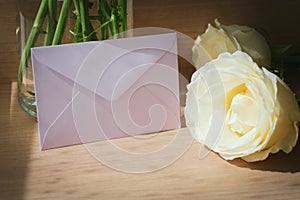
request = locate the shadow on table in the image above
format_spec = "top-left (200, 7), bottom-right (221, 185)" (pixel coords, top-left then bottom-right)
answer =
top-left (228, 140), bottom-right (300, 173)
top-left (0, 82), bottom-right (37, 200)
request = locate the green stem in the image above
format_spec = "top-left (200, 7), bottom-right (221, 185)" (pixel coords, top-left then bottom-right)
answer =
top-left (79, 0), bottom-right (88, 42)
top-left (97, 0), bottom-right (107, 39)
top-left (100, 0), bottom-right (111, 21)
top-left (111, 14), bottom-right (118, 39)
top-left (72, 0), bottom-right (83, 42)
top-left (73, 0), bottom-right (80, 13)
top-left (120, 0), bottom-right (127, 35)
top-left (111, 0), bottom-right (119, 38)
top-left (100, 0), bottom-right (112, 35)
top-left (79, 0), bottom-right (97, 42)
top-left (44, 0), bottom-right (57, 45)
top-left (18, 0), bottom-right (48, 91)
top-left (87, 19), bottom-right (111, 38)
top-left (52, 0), bottom-right (72, 45)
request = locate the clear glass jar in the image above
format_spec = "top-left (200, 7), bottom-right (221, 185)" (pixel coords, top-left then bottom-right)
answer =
top-left (16, 0), bottom-right (72, 118)
top-left (16, 0), bottom-right (42, 118)
top-left (16, 0), bottom-right (131, 118)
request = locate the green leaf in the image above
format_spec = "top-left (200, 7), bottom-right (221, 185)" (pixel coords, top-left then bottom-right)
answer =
top-left (271, 44), bottom-right (293, 61)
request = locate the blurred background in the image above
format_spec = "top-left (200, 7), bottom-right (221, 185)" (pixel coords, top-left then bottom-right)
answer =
top-left (133, 0), bottom-right (300, 83)
top-left (1, 0), bottom-right (300, 82)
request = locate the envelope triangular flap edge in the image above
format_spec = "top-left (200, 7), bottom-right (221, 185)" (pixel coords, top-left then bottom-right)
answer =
top-left (31, 33), bottom-right (180, 150)
top-left (31, 33), bottom-right (178, 101)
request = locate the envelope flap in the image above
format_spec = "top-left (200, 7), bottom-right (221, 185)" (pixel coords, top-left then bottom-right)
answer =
top-left (32, 32), bottom-right (180, 150)
top-left (76, 33), bottom-right (178, 101)
top-left (31, 41), bottom-right (100, 82)
top-left (32, 33), bottom-right (177, 101)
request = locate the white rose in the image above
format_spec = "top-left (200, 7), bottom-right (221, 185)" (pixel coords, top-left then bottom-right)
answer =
top-left (192, 19), bottom-right (271, 69)
top-left (185, 51), bottom-right (300, 162)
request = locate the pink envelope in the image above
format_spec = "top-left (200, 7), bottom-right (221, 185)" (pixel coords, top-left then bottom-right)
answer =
top-left (32, 33), bottom-right (180, 150)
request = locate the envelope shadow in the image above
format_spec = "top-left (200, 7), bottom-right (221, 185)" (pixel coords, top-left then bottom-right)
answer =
top-left (228, 141), bottom-right (300, 173)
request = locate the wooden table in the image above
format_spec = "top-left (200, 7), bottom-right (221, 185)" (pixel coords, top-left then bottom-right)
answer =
top-left (1, 1), bottom-right (300, 199)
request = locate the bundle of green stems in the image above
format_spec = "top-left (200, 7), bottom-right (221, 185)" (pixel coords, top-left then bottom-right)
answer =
top-left (18, 0), bottom-right (127, 92)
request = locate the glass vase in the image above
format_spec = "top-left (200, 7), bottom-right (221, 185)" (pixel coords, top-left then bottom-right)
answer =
top-left (17, 0), bottom-right (42, 118)
top-left (16, 0), bottom-right (131, 118)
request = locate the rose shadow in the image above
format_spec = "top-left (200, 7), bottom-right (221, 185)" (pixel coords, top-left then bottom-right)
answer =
top-left (227, 141), bottom-right (300, 173)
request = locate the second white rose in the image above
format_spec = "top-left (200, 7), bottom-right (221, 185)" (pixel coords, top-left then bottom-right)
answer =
top-left (192, 19), bottom-right (271, 69)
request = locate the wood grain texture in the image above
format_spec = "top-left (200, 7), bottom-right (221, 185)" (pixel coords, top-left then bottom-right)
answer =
top-left (0, 0), bottom-right (19, 82)
top-left (1, 83), bottom-right (300, 200)
top-left (0, 0), bottom-right (300, 200)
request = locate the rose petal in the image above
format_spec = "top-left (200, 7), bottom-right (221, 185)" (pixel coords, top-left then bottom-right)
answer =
top-left (185, 51), bottom-right (300, 162)
top-left (215, 19), bottom-right (271, 68)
